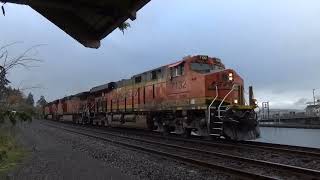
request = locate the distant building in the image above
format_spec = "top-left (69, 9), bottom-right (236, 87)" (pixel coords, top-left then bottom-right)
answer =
top-left (259, 106), bottom-right (320, 125)
top-left (305, 105), bottom-right (320, 117)
top-left (258, 109), bottom-right (305, 120)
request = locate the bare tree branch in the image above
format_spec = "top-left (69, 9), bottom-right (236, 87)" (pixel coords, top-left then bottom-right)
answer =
top-left (0, 42), bottom-right (22, 52)
top-left (1, 44), bottom-right (44, 73)
top-left (19, 85), bottom-right (44, 91)
top-left (1, 43), bottom-right (44, 105)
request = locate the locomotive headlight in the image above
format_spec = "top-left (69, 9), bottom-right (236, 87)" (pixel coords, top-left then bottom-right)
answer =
top-left (234, 99), bottom-right (238, 104)
top-left (228, 73), bottom-right (233, 81)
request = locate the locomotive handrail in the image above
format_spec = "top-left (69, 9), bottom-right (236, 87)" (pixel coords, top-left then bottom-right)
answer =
top-left (207, 85), bottom-right (218, 132)
top-left (218, 84), bottom-right (236, 118)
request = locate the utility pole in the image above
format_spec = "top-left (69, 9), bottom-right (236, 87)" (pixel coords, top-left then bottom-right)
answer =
top-left (262, 102), bottom-right (270, 120)
top-left (313, 89), bottom-right (316, 105)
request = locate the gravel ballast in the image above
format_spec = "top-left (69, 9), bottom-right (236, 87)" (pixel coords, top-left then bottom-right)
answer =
top-left (7, 120), bottom-right (233, 180)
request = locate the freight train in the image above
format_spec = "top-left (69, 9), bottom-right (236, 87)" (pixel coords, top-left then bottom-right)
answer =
top-left (44, 55), bottom-right (260, 140)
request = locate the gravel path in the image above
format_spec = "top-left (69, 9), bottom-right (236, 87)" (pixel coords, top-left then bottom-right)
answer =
top-left (6, 120), bottom-right (234, 180)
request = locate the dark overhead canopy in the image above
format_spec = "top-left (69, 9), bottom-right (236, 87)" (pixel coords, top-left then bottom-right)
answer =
top-left (2, 0), bottom-right (151, 48)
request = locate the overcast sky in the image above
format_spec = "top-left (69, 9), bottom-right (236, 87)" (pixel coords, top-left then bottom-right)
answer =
top-left (1, 0), bottom-right (320, 109)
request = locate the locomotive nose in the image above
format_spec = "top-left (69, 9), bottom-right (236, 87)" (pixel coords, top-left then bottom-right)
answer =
top-left (205, 69), bottom-right (244, 105)
top-left (205, 69), bottom-right (236, 81)
top-left (205, 70), bottom-right (238, 90)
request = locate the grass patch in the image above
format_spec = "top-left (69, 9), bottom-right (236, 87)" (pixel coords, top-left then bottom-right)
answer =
top-left (0, 131), bottom-right (25, 176)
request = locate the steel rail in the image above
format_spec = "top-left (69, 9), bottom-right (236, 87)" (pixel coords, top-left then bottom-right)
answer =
top-left (42, 122), bottom-right (276, 180)
top-left (172, 136), bottom-right (320, 158)
top-left (132, 128), bottom-right (320, 157)
top-left (43, 122), bottom-right (320, 179)
top-left (45, 120), bottom-right (320, 157)
top-left (235, 140), bottom-right (320, 156)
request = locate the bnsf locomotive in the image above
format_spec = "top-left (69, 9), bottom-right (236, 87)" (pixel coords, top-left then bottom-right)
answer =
top-left (44, 55), bottom-right (260, 140)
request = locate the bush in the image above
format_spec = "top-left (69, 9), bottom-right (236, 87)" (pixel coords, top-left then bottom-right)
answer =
top-left (0, 111), bottom-right (32, 127)
top-left (0, 150), bottom-right (7, 161)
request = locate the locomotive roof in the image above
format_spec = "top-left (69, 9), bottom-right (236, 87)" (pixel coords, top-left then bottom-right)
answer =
top-left (132, 67), bottom-right (164, 78)
top-left (48, 55), bottom-right (224, 102)
top-left (3, 0), bottom-right (151, 48)
top-left (90, 79), bottom-right (132, 93)
top-left (74, 91), bottom-right (90, 97)
top-left (90, 84), bottom-right (110, 93)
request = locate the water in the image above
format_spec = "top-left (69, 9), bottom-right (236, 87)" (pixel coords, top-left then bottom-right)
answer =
top-left (255, 127), bottom-right (320, 148)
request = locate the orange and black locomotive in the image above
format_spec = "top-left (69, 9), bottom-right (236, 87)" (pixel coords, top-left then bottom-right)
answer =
top-left (44, 55), bottom-right (260, 140)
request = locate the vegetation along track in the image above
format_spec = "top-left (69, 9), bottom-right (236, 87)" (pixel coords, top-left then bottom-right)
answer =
top-left (41, 121), bottom-right (320, 180)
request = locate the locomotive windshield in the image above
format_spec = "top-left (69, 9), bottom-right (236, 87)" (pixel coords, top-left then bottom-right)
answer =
top-left (190, 62), bottom-right (224, 74)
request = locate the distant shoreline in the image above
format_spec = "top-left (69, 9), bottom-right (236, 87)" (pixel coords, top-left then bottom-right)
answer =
top-left (259, 123), bottom-right (320, 129)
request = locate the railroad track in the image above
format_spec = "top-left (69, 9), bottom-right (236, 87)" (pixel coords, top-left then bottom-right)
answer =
top-left (119, 127), bottom-right (320, 157)
top-left (41, 121), bottom-right (320, 180)
top-left (43, 120), bottom-right (320, 170)
top-left (132, 130), bottom-right (320, 157)
top-left (53, 120), bottom-right (320, 158)
top-left (236, 140), bottom-right (320, 157)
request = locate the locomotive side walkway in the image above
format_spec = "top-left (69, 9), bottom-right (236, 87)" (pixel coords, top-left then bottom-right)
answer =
top-left (6, 120), bottom-right (230, 180)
